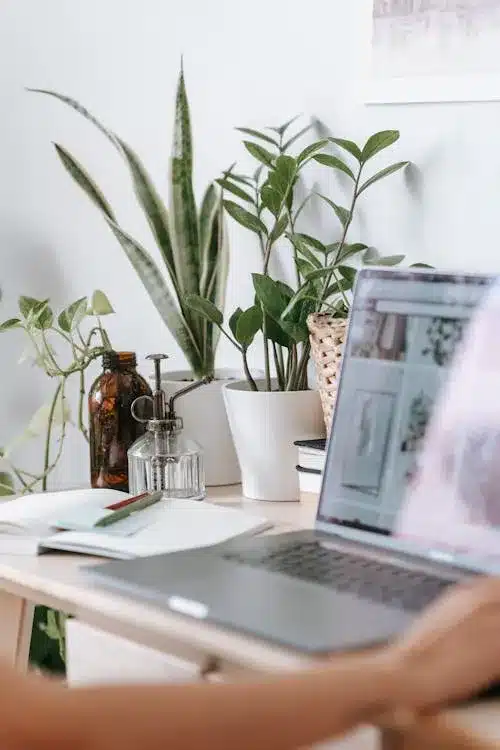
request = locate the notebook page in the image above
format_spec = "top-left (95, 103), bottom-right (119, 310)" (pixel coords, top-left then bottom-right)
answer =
top-left (44, 498), bottom-right (271, 559)
top-left (0, 488), bottom-right (130, 533)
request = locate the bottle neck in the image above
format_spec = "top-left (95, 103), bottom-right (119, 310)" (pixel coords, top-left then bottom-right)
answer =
top-left (102, 351), bottom-right (137, 372)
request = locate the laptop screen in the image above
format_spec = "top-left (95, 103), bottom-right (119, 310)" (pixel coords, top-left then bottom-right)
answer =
top-left (318, 268), bottom-right (493, 539)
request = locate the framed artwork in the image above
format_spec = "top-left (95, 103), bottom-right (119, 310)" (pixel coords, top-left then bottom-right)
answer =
top-left (367, 1), bottom-right (500, 104)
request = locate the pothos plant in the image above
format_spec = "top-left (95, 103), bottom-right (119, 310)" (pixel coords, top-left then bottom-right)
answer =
top-left (0, 290), bottom-right (114, 672)
top-left (188, 118), bottom-right (416, 392)
top-left (0, 290), bottom-right (114, 495)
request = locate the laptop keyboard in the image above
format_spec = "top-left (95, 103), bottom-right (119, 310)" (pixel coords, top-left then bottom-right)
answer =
top-left (223, 541), bottom-right (456, 612)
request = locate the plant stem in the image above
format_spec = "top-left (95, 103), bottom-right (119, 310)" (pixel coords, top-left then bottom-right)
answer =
top-left (96, 317), bottom-right (112, 350)
top-left (242, 349), bottom-right (258, 391)
top-left (296, 340), bottom-right (311, 391)
top-left (261, 314), bottom-right (272, 391)
top-left (320, 165), bottom-right (363, 311)
top-left (277, 346), bottom-right (285, 386)
top-left (286, 344), bottom-right (298, 391)
top-left (272, 342), bottom-right (285, 391)
top-left (42, 381), bottom-right (63, 491)
top-left (78, 369), bottom-right (89, 443)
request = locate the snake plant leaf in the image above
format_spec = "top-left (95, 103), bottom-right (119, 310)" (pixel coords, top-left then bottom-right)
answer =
top-left (170, 65), bottom-right (200, 298)
top-left (199, 183), bottom-right (221, 297)
top-left (34, 91), bottom-right (177, 295)
top-left (106, 219), bottom-right (204, 374)
top-left (28, 89), bottom-right (119, 149)
top-left (212, 214), bottom-right (230, 354)
top-left (115, 137), bottom-right (177, 292)
top-left (54, 145), bottom-right (116, 220)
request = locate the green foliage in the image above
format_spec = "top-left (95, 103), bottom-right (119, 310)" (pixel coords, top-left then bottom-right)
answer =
top-left (30, 63), bottom-right (229, 379)
top-left (0, 291), bottom-right (113, 494)
top-left (188, 119), bottom-right (418, 392)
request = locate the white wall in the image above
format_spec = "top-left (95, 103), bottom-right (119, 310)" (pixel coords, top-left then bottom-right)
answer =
top-left (1, 0), bottom-right (499, 488)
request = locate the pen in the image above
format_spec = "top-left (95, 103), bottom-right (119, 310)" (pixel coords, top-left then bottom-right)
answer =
top-left (95, 490), bottom-right (163, 528)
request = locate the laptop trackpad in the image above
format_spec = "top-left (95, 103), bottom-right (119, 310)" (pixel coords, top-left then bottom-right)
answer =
top-left (91, 551), bottom-right (413, 654)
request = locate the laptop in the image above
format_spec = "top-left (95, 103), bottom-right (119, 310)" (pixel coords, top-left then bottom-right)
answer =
top-left (90, 268), bottom-right (498, 654)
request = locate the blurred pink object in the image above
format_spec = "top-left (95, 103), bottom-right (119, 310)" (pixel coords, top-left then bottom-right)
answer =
top-left (397, 280), bottom-right (500, 557)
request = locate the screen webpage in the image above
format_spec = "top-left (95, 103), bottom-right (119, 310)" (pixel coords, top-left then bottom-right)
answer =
top-left (318, 270), bottom-right (493, 537)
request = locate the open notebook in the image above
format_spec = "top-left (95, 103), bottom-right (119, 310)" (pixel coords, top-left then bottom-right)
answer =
top-left (0, 489), bottom-right (271, 559)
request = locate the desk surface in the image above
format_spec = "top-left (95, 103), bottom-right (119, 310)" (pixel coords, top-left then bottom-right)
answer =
top-left (0, 487), bottom-right (498, 745)
top-left (0, 487), bottom-right (319, 676)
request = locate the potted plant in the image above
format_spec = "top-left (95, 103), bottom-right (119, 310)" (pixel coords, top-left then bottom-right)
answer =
top-left (188, 120), bottom-right (414, 501)
top-left (0, 290), bottom-right (114, 674)
top-left (29, 64), bottom-right (239, 486)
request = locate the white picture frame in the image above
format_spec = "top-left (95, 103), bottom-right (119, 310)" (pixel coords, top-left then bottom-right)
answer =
top-left (367, 1), bottom-right (500, 105)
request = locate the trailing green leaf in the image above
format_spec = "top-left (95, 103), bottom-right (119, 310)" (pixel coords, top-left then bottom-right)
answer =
top-left (0, 318), bottom-right (21, 331)
top-left (58, 297), bottom-right (88, 332)
top-left (90, 290), bottom-right (114, 316)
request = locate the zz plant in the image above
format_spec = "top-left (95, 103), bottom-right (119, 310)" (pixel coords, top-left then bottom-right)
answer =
top-left (188, 118), bottom-right (414, 392)
top-left (30, 63), bottom-right (228, 380)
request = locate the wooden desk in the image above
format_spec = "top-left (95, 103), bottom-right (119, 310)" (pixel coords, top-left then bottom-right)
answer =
top-left (0, 487), bottom-right (498, 749)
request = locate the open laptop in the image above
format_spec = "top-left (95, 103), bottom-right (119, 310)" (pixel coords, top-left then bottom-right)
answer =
top-left (90, 268), bottom-right (498, 654)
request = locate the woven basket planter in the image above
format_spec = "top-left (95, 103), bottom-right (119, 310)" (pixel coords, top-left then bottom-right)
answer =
top-left (307, 313), bottom-right (348, 434)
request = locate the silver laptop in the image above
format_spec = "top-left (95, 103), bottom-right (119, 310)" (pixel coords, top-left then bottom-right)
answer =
top-left (90, 268), bottom-right (498, 654)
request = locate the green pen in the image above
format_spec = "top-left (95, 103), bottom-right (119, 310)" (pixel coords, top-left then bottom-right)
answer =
top-left (95, 490), bottom-right (164, 528)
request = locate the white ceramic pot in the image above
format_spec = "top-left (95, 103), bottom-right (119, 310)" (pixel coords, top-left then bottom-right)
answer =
top-left (159, 369), bottom-right (242, 487)
top-left (223, 380), bottom-right (325, 502)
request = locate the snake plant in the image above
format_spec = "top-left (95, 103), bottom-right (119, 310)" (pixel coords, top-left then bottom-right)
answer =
top-left (30, 65), bottom-right (229, 379)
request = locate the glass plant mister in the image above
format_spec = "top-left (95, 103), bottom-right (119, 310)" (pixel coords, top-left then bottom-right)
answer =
top-left (89, 351), bottom-right (152, 492)
top-left (128, 354), bottom-right (211, 500)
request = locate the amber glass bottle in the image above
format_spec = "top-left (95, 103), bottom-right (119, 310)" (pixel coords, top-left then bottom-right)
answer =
top-left (89, 351), bottom-right (152, 492)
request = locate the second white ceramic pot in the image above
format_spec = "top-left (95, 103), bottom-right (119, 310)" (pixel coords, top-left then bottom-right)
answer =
top-left (223, 379), bottom-right (325, 501)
